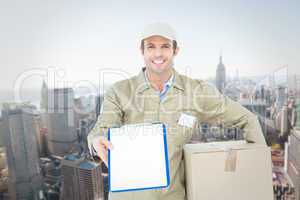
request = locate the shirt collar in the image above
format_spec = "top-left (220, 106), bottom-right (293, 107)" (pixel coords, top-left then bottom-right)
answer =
top-left (136, 67), bottom-right (184, 93)
top-left (164, 73), bottom-right (174, 88)
top-left (144, 70), bottom-right (174, 91)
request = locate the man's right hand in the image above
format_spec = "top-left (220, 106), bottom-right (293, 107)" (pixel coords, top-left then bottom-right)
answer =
top-left (91, 136), bottom-right (113, 167)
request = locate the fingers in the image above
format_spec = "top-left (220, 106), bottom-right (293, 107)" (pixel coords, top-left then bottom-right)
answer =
top-left (101, 139), bottom-right (114, 150)
top-left (96, 138), bottom-right (113, 167)
top-left (98, 146), bottom-right (108, 166)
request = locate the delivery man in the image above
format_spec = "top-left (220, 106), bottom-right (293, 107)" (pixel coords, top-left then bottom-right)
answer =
top-left (88, 22), bottom-right (267, 200)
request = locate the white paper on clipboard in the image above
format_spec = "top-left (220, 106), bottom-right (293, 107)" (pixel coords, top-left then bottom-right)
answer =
top-left (108, 123), bottom-right (170, 192)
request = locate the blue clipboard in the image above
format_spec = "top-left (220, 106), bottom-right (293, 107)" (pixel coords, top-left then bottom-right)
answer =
top-left (108, 123), bottom-right (170, 192)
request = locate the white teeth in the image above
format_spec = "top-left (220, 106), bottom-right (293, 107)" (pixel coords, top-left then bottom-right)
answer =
top-left (153, 60), bottom-right (164, 64)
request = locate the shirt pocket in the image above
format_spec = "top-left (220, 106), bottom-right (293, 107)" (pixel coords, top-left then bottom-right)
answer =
top-left (166, 108), bottom-right (199, 148)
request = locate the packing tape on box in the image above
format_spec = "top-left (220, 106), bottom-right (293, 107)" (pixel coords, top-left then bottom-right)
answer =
top-left (206, 144), bottom-right (238, 172)
top-left (224, 148), bottom-right (237, 172)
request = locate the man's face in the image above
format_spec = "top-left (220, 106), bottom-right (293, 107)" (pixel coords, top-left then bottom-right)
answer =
top-left (141, 36), bottom-right (178, 75)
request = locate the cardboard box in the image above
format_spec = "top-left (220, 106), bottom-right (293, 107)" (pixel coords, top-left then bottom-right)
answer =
top-left (184, 141), bottom-right (273, 200)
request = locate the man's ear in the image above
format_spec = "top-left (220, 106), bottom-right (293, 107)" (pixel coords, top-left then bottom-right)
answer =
top-left (174, 47), bottom-right (180, 56)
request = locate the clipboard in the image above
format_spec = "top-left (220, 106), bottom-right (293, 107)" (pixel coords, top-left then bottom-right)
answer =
top-left (108, 123), bottom-right (170, 192)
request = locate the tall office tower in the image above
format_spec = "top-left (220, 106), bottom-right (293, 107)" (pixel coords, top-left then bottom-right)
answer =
top-left (275, 86), bottom-right (287, 110)
top-left (216, 56), bottom-right (226, 94)
top-left (0, 119), bottom-right (4, 147)
top-left (33, 115), bottom-right (48, 157)
top-left (40, 82), bottom-right (78, 156)
top-left (61, 154), bottom-right (103, 200)
top-left (0, 104), bottom-right (43, 200)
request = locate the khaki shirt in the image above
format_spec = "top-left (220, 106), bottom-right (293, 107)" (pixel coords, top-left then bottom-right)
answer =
top-left (88, 68), bottom-right (266, 200)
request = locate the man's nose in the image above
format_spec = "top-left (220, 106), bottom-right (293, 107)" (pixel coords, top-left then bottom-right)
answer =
top-left (154, 48), bottom-right (163, 57)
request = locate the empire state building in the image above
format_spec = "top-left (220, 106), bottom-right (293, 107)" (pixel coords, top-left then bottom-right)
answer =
top-left (216, 56), bottom-right (226, 94)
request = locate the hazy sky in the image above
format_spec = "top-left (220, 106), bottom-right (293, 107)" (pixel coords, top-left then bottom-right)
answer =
top-left (1, 0), bottom-right (299, 90)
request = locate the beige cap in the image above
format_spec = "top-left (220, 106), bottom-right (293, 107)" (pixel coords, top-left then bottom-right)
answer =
top-left (140, 22), bottom-right (177, 41)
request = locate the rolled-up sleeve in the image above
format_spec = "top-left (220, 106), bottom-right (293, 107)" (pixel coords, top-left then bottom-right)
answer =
top-left (196, 83), bottom-right (266, 145)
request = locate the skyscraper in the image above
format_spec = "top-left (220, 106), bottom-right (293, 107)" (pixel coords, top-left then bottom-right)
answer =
top-left (61, 154), bottom-right (103, 200)
top-left (41, 82), bottom-right (78, 156)
top-left (1, 104), bottom-right (43, 200)
top-left (0, 119), bottom-right (4, 147)
top-left (216, 56), bottom-right (226, 94)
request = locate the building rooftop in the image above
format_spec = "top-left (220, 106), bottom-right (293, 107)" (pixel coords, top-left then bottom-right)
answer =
top-left (79, 161), bottom-right (98, 170)
top-left (64, 154), bottom-right (81, 161)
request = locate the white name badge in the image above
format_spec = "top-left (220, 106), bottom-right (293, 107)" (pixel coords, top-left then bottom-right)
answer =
top-left (178, 113), bottom-right (197, 128)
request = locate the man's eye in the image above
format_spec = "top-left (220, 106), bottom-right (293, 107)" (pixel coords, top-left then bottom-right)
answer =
top-left (147, 46), bottom-right (154, 49)
top-left (162, 45), bottom-right (170, 49)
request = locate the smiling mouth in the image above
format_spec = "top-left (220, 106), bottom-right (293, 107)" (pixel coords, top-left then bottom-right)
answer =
top-left (152, 59), bottom-right (165, 65)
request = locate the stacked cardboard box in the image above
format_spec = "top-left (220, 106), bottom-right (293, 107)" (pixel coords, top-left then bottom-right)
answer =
top-left (184, 141), bottom-right (273, 200)
top-left (287, 128), bottom-right (300, 200)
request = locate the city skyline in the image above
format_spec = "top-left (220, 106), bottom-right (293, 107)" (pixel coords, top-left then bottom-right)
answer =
top-left (0, 0), bottom-right (299, 90)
